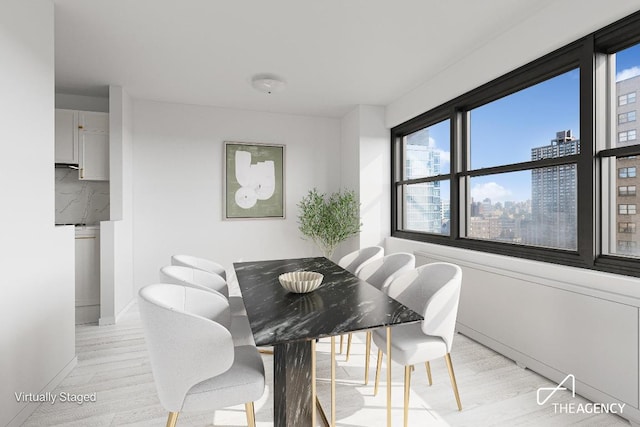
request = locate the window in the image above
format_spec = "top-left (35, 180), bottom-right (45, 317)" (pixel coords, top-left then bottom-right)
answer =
top-left (619, 167), bottom-right (637, 178)
top-left (619, 185), bottom-right (637, 196)
top-left (619, 204), bottom-right (637, 215)
top-left (618, 240), bottom-right (638, 252)
top-left (619, 92), bottom-right (637, 105)
top-left (619, 130), bottom-right (637, 143)
top-left (400, 120), bottom-right (451, 235)
top-left (392, 10), bottom-right (640, 275)
top-left (618, 111), bottom-right (637, 123)
top-left (465, 72), bottom-right (579, 249)
top-left (619, 222), bottom-right (636, 233)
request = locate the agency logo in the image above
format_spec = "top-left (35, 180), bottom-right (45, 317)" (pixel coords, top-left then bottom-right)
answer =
top-left (537, 373), bottom-right (575, 405)
top-left (536, 374), bottom-right (625, 415)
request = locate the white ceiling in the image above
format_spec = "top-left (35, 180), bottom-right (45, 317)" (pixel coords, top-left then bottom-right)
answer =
top-left (54, 0), bottom-right (555, 118)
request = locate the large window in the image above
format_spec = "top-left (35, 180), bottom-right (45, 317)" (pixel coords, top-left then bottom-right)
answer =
top-left (466, 71), bottom-right (579, 250)
top-left (391, 10), bottom-right (640, 276)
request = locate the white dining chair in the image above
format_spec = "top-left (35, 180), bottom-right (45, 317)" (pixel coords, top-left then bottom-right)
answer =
top-left (372, 262), bottom-right (463, 427)
top-left (160, 265), bottom-right (229, 297)
top-left (357, 252), bottom-right (416, 293)
top-left (171, 254), bottom-right (227, 281)
top-left (338, 245), bottom-right (384, 276)
top-left (159, 265), bottom-right (253, 346)
top-left (138, 283), bottom-right (265, 427)
top-left (336, 246), bottom-right (384, 354)
top-left (351, 252), bottom-right (415, 383)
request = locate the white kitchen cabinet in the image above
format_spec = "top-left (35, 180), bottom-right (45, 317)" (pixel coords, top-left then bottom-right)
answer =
top-left (78, 111), bottom-right (109, 181)
top-left (78, 110), bottom-right (108, 133)
top-left (75, 226), bottom-right (100, 324)
top-left (79, 131), bottom-right (109, 180)
top-left (54, 109), bottom-right (78, 163)
top-left (55, 109), bottom-right (109, 180)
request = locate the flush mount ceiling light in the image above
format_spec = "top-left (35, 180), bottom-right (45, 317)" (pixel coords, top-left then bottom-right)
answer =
top-left (251, 74), bottom-right (286, 94)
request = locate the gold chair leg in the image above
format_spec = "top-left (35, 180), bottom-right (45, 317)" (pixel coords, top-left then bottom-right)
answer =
top-left (339, 335), bottom-right (344, 354)
top-left (166, 412), bottom-right (179, 427)
top-left (331, 336), bottom-right (336, 427)
top-left (258, 348), bottom-right (274, 355)
top-left (386, 327), bottom-right (392, 427)
top-left (445, 353), bottom-right (462, 411)
top-left (425, 361), bottom-right (432, 386)
top-left (345, 333), bottom-right (353, 361)
top-left (245, 402), bottom-right (256, 427)
top-left (374, 349), bottom-right (383, 396)
top-left (311, 340), bottom-right (317, 427)
top-left (364, 331), bottom-right (371, 385)
top-left (404, 366), bottom-right (411, 427)
top-left (316, 397), bottom-right (330, 427)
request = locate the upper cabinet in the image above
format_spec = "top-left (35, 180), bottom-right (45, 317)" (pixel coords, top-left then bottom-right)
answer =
top-left (55, 109), bottom-right (109, 181)
top-left (55, 109), bottom-right (78, 163)
top-left (78, 111), bottom-right (109, 181)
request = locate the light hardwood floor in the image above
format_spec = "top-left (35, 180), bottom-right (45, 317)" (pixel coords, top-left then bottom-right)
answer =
top-left (23, 304), bottom-right (629, 426)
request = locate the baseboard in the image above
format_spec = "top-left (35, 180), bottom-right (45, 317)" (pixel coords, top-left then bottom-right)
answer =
top-left (98, 315), bottom-right (115, 326)
top-left (7, 356), bottom-right (78, 427)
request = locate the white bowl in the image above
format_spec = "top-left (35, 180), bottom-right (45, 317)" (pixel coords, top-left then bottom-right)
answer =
top-left (278, 271), bottom-right (324, 294)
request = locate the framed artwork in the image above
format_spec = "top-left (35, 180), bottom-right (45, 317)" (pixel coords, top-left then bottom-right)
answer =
top-left (224, 141), bottom-right (285, 219)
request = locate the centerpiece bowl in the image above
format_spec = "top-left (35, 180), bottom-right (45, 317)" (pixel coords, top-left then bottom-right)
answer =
top-left (278, 271), bottom-right (324, 294)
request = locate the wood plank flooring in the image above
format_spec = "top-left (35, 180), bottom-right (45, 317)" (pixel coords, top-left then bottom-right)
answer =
top-left (22, 304), bottom-right (629, 426)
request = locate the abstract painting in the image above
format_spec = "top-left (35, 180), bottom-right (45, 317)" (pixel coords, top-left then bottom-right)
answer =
top-left (224, 141), bottom-right (285, 219)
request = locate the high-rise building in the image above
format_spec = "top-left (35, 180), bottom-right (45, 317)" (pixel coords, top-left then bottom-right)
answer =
top-left (615, 74), bottom-right (640, 255)
top-left (404, 128), bottom-right (442, 232)
top-left (530, 130), bottom-right (579, 249)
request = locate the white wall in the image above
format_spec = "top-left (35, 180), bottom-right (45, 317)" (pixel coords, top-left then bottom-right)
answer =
top-left (338, 107), bottom-right (361, 259)
top-left (0, 1), bottom-right (76, 425)
top-left (386, 0), bottom-right (640, 127)
top-left (100, 86), bottom-right (135, 324)
top-left (358, 106), bottom-right (389, 248)
top-left (339, 106), bottom-right (390, 258)
top-left (132, 100), bottom-right (341, 289)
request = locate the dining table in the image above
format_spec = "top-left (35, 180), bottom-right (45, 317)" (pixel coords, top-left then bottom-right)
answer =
top-left (234, 256), bottom-right (423, 427)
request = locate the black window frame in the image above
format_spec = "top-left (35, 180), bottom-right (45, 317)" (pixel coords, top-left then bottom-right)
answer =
top-left (391, 9), bottom-right (640, 277)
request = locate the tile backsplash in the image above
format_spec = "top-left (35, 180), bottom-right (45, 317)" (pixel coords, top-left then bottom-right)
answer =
top-left (55, 167), bottom-right (109, 225)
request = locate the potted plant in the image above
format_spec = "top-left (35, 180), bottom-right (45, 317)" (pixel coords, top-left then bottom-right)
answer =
top-left (297, 188), bottom-right (362, 258)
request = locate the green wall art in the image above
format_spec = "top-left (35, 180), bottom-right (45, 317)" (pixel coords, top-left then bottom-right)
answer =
top-left (224, 141), bottom-right (285, 219)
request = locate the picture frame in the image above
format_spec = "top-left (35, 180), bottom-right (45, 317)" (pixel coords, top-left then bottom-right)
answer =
top-left (223, 141), bottom-right (285, 219)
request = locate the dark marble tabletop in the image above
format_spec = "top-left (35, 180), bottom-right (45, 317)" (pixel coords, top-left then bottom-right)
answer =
top-left (234, 257), bottom-right (423, 346)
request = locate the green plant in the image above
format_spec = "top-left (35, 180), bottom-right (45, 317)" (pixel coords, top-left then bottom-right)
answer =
top-left (297, 188), bottom-right (362, 258)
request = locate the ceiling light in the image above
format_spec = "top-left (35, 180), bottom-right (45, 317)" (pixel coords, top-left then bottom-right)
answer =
top-left (251, 74), bottom-right (286, 94)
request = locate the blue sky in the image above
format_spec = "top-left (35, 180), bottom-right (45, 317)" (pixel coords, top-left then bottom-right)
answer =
top-left (425, 43), bottom-right (640, 204)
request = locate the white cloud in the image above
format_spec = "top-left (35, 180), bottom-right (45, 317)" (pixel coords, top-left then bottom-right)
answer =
top-left (471, 182), bottom-right (512, 203)
top-left (436, 148), bottom-right (450, 165)
top-left (616, 66), bottom-right (640, 82)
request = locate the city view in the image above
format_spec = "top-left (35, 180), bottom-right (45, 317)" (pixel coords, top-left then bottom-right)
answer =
top-left (404, 44), bottom-right (640, 254)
